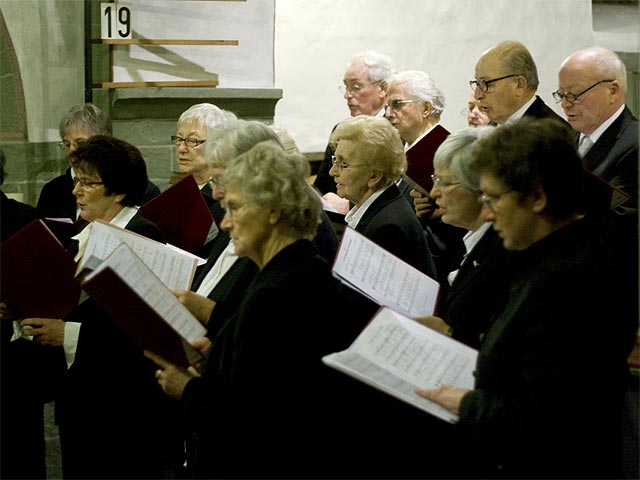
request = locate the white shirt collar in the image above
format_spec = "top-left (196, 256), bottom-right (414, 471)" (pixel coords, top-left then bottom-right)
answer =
top-left (345, 185), bottom-right (389, 229)
top-left (505, 95), bottom-right (537, 124)
top-left (72, 206), bottom-right (138, 261)
top-left (579, 104), bottom-right (625, 145)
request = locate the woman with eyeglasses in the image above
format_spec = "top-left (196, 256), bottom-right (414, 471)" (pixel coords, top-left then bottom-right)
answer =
top-left (416, 117), bottom-right (637, 478)
top-left (20, 136), bottom-right (185, 479)
top-left (146, 140), bottom-right (357, 478)
top-left (329, 114), bottom-right (435, 280)
top-left (413, 125), bottom-right (514, 350)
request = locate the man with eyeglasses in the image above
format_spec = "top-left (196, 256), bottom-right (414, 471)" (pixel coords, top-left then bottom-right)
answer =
top-left (313, 50), bottom-right (396, 196)
top-left (471, 40), bottom-right (563, 126)
top-left (37, 103), bottom-right (160, 221)
top-left (556, 46), bottom-right (638, 215)
top-left (385, 69), bottom-right (467, 285)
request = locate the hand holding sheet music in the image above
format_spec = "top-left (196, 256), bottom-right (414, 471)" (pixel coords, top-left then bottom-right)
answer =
top-left (322, 307), bottom-right (477, 423)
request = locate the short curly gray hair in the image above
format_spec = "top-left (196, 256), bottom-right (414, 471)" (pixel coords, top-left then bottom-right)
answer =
top-left (222, 140), bottom-right (321, 239)
top-left (330, 115), bottom-right (406, 188)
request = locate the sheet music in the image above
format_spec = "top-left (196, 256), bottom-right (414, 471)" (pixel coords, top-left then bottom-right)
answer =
top-left (332, 227), bottom-right (440, 317)
top-left (77, 220), bottom-right (197, 290)
top-left (323, 307), bottom-right (477, 423)
top-left (84, 243), bottom-right (206, 342)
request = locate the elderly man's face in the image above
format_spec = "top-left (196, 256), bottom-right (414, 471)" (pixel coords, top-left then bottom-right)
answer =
top-left (557, 63), bottom-right (618, 135)
top-left (473, 53), bottom-right (520, 125)
top-left (385, 83), bottom-right (428, 144)
top-left (342, 61), bottom-right (387, 117)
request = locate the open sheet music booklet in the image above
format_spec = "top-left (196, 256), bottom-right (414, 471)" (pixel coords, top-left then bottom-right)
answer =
top-left (332, 227), bottom-right (440, 318)
top-left (76, 220), bottom-right (203, 290)
top-left (322, 307), bottom-right (477, 423)
top-left (82, 243), bottom-right (207, 367)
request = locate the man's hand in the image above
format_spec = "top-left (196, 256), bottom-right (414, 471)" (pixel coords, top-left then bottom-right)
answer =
top-left (410, 189), bottom-right (438, 219)
top-left (20, 318), bottom-right (65, 347)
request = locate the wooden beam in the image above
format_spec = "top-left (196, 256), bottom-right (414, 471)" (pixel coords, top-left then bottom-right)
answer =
top-left (102, 39), bottom-right (238, 46)
top-left (101, 80), bottom-right (219, 88)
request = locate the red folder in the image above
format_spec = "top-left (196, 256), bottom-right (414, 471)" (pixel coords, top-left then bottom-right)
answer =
top-left (139, 175), bottom-right (214, 254)
top-left (82, 267), bottom-right (202, 367)
top-left (405, 124), bottom-right (450, 194)
top-left (0, 220), bottom-right (80, 318)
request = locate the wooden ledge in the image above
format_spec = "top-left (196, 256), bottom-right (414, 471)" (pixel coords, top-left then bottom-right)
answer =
top-left (101, 39), bottom-right (238, 46)
top-left (101, 80), bottom-right (219, 88)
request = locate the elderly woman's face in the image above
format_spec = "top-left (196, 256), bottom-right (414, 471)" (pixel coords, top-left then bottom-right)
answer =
top-left (175, 121), bottom-right (209, 181)
top-left (385, 83), bottom-right (429, 145)
top-left (329, 139), bottom-right (372, 206)
top-left (430, 166), bottom-right (481, 230)
top-left (220, 184), bottom-right (271, 263)
top-left (72, 166), bottom-right (123, 223)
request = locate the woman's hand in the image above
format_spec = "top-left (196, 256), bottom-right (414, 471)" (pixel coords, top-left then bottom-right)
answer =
top-left (321, 192), bottom-right (350, 215)
top-left (144, 350), bottom-right (200, 400)
top-left (172, 290), bottom-right (215, 326)
top-left (20, 318), bottom-right (65, 347)
top-left (412, 315), bottom-right (450, 336)
top-left (415, 384), bottom-right (470, 415)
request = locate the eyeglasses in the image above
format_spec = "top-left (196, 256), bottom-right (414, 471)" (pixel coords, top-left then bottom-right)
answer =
top-left (210, 177), bottom-right (225, 193)
top-left (431, 175), bottom-right (461, 189)
top-left (385, 99), bottom-right (422, 111)
top-left (221, 201), bottom-right (246, 220)
top-left (57, 139), bottom-right (88, 150)
top-left (552, 79), bottom-right (615, 104)
top-left (73, 177), bottom-right (104, 190)
top-left (170, 136), bottom-right (206, 148)
top-left (478, 190), bottom-right (512, 211)
top-left (338, 80), bottom-right (381, 96)
top-left (469, 74), bottom-right (518, 93)
top-left (330, 155), bottom-right (367, 171)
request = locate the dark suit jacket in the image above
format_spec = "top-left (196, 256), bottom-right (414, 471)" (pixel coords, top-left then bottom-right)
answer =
top-left (583, 106), bottom-right (638, 215)
top-left (313, 124), bottom-right (339, 195)
top-left (355, 183), bottom-right (436, 279)
top-left (0, 192), bottom-right (51, 479)
top-left (181, 239), bottom-right (356, 478)
top-left (37, 168), bottom-right (161, 220)
top-left (459, 214), bottom-right (638, 478)
top-left (59, 213), bottom-right (184, 479)
top-left (524, 95), bottom-right (566, 122)
top-left (435, 226), bottom-right (513, 349)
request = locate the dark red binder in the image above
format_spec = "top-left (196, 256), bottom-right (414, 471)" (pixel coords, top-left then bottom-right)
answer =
top-left (405, 124), bottom-right (450, 194)
top-left (0, 220), bottom-right (80, 318)
top-left (139, 175), bottom-right (214, 254)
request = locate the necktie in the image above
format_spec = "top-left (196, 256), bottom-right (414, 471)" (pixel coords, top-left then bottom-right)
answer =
top-left (578, 135), bottom-right (593, 157)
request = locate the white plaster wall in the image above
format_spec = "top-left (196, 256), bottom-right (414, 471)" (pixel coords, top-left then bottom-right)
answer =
top-left (1, 0), bottom-right (85, 142)
top-left (111, 0), bottom-right (275, 87)
top-left (273, 0), bottom-right (594, 153)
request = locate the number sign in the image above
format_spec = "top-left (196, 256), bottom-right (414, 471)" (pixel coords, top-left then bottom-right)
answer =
top-left (101, 3), bottom-right (132, 40)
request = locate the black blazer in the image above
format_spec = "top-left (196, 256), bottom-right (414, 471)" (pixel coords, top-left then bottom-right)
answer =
top-left (58, 212), bottom-right (184, 479)
top-left (181, 239), bottom-right (356, 478)
top-left (355, 183), bottom-right (436, 279)
top-left (435, 226), bottom-right (513, 348)
top-left (459, 215), bottom-right (638, 478)
top-left (583, 106), bottom-right (638, 215)
top-left (524, 95), bottom-right (567, 122)
top-left (37, 168), bottom-right (162, 220)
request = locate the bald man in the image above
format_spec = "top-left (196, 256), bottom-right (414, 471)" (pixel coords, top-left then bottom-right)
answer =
top-left (556, 46), bottom-right (638, 215)
top-left (472, 40), bottom-right (563, 125)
